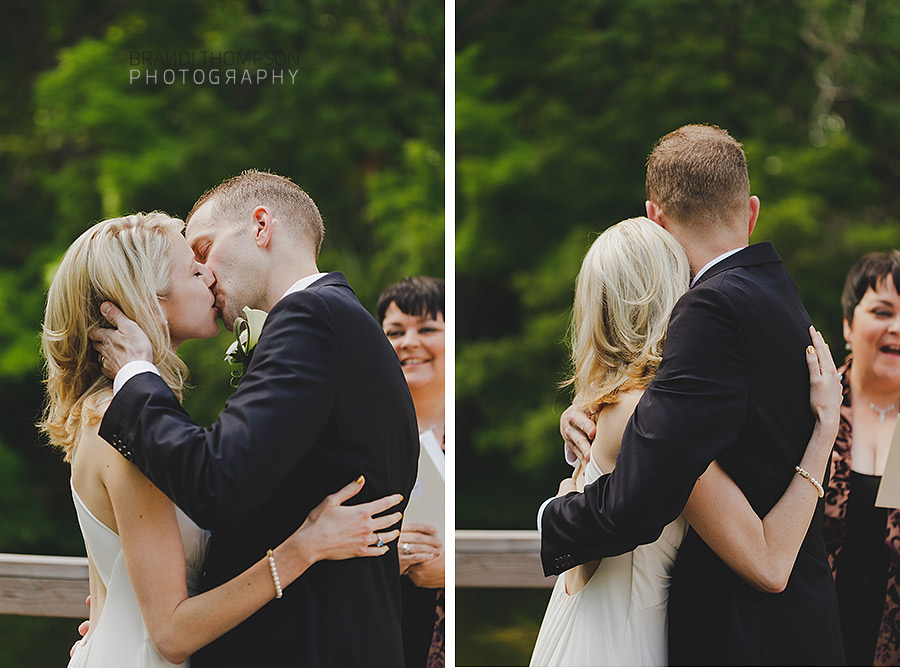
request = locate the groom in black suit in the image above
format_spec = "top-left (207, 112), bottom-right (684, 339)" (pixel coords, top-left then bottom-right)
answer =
top-left (541, 125), bottom-right (845, 665)
top-left (92, 170), bottom-right (418, 667)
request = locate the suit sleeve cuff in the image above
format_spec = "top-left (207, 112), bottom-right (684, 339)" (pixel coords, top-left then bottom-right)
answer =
top-left (537, 497), bottom-right (555, 535)
top-left (114, 360), bottom-right (160, 394)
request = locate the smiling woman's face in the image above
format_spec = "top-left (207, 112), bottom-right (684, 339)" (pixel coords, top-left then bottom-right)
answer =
top-left (844, 274), bottom-right (900, 390)
top-left (381, 302), bottom-right (445, 393)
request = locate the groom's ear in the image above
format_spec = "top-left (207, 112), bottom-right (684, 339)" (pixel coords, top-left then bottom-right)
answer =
top-left (747, 195), bottom-right (760, 237)
top-left (252, 206), bottom-right (275, 249)
top-left (645, 200), bottom-right (666, 227)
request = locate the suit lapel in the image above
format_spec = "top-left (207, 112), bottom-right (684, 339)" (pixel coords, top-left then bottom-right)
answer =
top-left (306, 271), bottom-right (354, 293)
top-left (692, 242), bottom-right (782, 287)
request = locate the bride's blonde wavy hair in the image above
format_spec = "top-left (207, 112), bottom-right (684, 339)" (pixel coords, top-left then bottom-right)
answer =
top-left (39, 212), bottom-right (189, 461)
top-left (564, 216), bottom-right (689, 414)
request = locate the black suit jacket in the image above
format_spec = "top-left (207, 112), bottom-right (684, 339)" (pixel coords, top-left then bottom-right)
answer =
top-left (540, 243), bottom-right (844, 665)
top-left (100, 273), bottom-right (419, 668)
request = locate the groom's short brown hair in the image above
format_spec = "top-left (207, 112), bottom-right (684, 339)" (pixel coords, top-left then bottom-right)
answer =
top-left (645, 124), bottom-right (750, 228)
top-left (188, 169), bottom-right (325, 259)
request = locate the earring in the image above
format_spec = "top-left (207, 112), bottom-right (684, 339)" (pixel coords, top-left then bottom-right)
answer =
top-left (845, 342), bottom-right (852, 351)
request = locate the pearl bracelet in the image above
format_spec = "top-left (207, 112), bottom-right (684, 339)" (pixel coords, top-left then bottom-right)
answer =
top-left (266, 549), bottom-right (283, 599)
top-left (795, 466), bottom-right (824, 498)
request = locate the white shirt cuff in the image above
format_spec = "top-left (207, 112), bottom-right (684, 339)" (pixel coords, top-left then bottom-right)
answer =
top-left (113, 360), bottom-right (160, 394)
top-left (537, 497), bottom-right (555, 535)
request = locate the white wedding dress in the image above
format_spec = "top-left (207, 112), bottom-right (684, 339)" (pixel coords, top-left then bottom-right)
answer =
top-left (68, 480), bottom-right (210, 668)
top-left (530, 456), bottom-right (689, 667)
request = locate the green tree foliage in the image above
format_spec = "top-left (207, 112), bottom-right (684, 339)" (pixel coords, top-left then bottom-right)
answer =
top-left (457, 0), bottom-right (900, 529)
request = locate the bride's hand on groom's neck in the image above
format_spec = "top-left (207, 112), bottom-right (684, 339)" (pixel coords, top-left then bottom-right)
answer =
top-left (88, 301), bottom-right (154, 379)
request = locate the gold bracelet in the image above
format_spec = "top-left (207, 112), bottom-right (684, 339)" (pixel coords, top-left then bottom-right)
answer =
top-left (266, 549), bottom-right (283, 599)
top-left (795, 466), bottom-right (824, 498)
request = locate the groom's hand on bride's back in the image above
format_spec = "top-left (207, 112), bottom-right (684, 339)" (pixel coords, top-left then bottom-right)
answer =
top-left (89, 301), bottom-right (154, 379)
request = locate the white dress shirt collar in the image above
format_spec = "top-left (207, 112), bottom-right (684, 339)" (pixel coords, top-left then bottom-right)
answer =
top-left (690, 247), bottom-right (744, 287)
top-left (281, 272), bottom-right (329, 300)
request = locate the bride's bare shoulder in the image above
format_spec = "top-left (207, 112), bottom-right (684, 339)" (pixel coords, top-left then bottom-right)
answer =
top-left (596, 389), bottom-right (644, 431)
top-left (71, 401), bottom-right (125, 480)
top-left (592, 389), bottom-right (645, 470)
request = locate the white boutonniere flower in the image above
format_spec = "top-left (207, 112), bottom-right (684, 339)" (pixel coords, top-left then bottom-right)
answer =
top-left (225, 307), bottom-right (268, 387)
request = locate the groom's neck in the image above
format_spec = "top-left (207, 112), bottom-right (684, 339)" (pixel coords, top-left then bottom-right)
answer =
top-left (668, 224), bottom-right (748, 278)
top-left (685, 239), bottom-right (748, 277)
top-left (264, 262), bottom-right (322, 309)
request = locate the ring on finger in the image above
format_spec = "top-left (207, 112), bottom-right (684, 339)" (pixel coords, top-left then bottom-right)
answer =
top-left (376, 535), bottom-right (384, 548)
top-left (99, 355), bottom-right (105, 365)
top-left (402, 542), bottom-right (411, 555)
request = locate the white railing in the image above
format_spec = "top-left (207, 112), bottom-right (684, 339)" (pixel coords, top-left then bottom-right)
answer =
top-left (0, 530), bottom-right (554, 618)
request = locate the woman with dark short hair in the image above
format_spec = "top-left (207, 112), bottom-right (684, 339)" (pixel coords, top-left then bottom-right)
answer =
top-left (824, 250), bottom-right (900, 666)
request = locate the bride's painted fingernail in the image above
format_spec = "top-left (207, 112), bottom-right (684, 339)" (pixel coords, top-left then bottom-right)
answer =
top-left (355, 475), bottom-right (364, 484)
top-left (807, 346), bottom-right (815, 355)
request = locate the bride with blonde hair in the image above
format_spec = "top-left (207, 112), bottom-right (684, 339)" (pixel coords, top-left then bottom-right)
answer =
top-left (531, 216), bottom-right (842, 666)
top-left (42, 212), bottom-right (403, 667)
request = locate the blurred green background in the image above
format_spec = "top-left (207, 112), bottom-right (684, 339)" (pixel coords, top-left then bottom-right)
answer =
top-left (0, 0), bottom-right (442, 664)
top-left (456, 0), bottom-right (900, 665)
